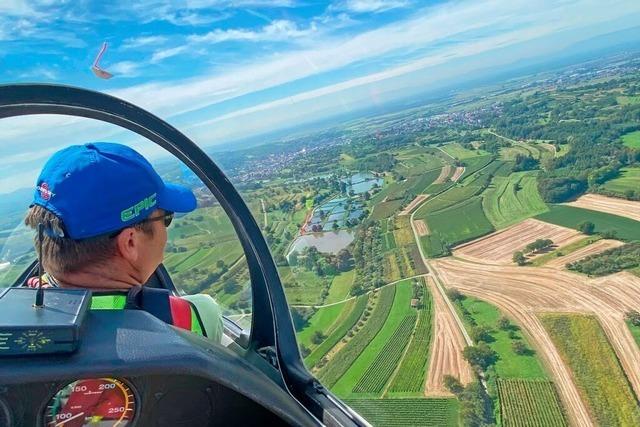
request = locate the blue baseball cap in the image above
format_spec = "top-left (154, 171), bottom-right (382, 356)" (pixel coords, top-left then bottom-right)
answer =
top-left (32, 142), bottom-right (197, 239)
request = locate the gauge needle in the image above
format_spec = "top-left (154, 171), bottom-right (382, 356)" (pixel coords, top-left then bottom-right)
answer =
top-left (55, 412), bottom-right (84, 427)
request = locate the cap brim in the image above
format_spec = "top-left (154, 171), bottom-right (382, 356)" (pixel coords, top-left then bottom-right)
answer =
top-left (158, 183), bottom-right (197, 213)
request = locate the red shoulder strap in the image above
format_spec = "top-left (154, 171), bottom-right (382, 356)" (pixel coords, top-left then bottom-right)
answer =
top-left (169, 296), bottom-right (192, 331)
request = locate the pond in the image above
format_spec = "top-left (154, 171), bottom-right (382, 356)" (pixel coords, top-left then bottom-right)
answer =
top-left (287, 230), bottom-right (354, 260)
top-left (344, 172), bottom-right (383, 194)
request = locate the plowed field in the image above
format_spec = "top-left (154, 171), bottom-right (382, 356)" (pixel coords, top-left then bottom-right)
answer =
top-left (432, 258), bottom-right (640, 426)
top-left (453, 218), bottom-right (582, 264)
top-left (415, 219), bottom-right (429, 236)
top-left (545, 239), bottom-right (624, 269)
top-left (424, 276), bottom-right (474, 396)
top-left (566, 194), bottom-right (640, 222)
top-left (400, 194), bottom-right (429, 216)
top-left (451, 167), bottom-right (465, 182)
top-left (434, 165), bottom-right (452, 184)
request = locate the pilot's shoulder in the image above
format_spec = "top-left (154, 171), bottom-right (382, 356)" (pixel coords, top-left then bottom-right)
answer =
top-left (180, 294), bottom-right (223, 343)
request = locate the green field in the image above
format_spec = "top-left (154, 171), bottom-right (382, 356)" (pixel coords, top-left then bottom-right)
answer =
top-left (420, 197), bottom-right (494, 257)
top-left (603, 167), bottom-right (640, 194)
top-left (542, 314), bottom-right (640, 426)
top-left (280, 268), bottom-right (329, 305)
top-left (455, 296), bottom-right (547, 379)
top-left (530, 236), bottom-right (600, 267)
top-left (319, 286), bottom-right (396, 388)
top-left (388, 280), bottom-right (433, 395)
top-left (326, 270), bottom-right (355, 304)
top-left (536, 205), bottom-right (640, 241)
top-left (297, 301), bottom-right (348, 349)
top-left (441, 142), bottom-right (487, 159)
top-left (497, 379), bottom-right (568, 427)
top-left (621, 130), bottom-right (640, 149)
top-left (305, 295), bottom-right (368, 368)
top-left (617, 95), bottom-right (640, 105)
top-left (333, 280), bottom-right (414, 397)
top-left (345, 398), bottom-right (459, 427)
top-left (483, 171), bottom-right (549, 229)
top-left (627, 321), bottom-right (640, 349)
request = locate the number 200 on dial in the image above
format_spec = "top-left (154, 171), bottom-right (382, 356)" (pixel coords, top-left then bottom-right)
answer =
top-left (44, 378), bottom-right (135, 426)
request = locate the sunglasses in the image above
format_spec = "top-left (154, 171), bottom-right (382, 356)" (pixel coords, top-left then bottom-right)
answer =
top-left (109, 211), bottom-right (174, 238)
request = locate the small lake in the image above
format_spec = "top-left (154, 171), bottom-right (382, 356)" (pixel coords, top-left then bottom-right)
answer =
top-left (288, 230), bottom-right (354, 257)
top-left (344, 172), bottom-right (383, 194)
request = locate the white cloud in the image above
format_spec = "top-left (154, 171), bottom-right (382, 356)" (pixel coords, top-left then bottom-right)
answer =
top-left (108, 61), bottom-right (143, 77)
top-left (188, 19), bottom-right (317, 44)
top-left (121, 35), bottom-right (168, 50)
top-left (151, 46), bottom-right (189, 63)
top-left (333, 0), bottom-right (411, 13)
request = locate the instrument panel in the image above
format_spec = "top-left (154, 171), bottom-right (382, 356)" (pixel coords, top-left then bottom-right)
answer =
top-left (0, 373), bottom-right (283, 426)
top-left (44, 378), bottom-right (136, 426)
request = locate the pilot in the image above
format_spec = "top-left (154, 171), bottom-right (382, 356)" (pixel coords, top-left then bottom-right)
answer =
top-left (23, 142), bottom-right (223, 343)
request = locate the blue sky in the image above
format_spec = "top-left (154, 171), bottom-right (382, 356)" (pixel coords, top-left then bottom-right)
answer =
top-left (0, 0), bottom-right (639, 192)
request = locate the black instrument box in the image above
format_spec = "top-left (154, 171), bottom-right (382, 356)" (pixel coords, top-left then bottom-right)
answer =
top-left (0, 288), bottom-right (91, 356)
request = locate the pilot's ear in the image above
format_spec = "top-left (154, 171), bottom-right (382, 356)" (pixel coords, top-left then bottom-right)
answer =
top-left (115, 228), bottom-right (140, 263)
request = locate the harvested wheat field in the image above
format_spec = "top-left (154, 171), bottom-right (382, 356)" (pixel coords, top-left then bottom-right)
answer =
top-left (454, 218), bottom-right (583, 264)
top-left (424, 276), bottom-right (474, 396)
top-left (399, 194), bottom-right (429, 216)
top-left (433, 165), bottom-right (452, 184)
top-left (414, 219), bottom-right (429, 236)
top-left (450, 166), bottom-right (465, 182)
top-left (432, 259), bottom-right (640, 426)
top-left (545, 239), bottom-right (624, 269)
top-left (566, 194), bottom-right (640, 222)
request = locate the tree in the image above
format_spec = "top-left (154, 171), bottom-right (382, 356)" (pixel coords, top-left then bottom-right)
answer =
top-left (497, 316), bottom-right (511, 331)
top-left (462, 343), bottom-right (498, 370)
top-left (512, 341), bottom-right (528, 355)
top-left (577, 221), bottom-right (595, 235)
top-left (625, 310), bottom-right (640, 327)
top-left (471, 325), bottom-right (493, 343)
top-left (446, 288), bottom-right (464, 301)
top-left (513, 251), bottom-right (526, 266)
top-left (443, 375), bottom-right (464, 395)
top-left (311, 330), bottom-right (326, 345)
top-left (216, 259), bottom-right (225, 269)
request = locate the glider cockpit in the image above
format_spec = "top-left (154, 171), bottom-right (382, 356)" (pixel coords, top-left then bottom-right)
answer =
top-left (0, 84), bottom-right (368, 427)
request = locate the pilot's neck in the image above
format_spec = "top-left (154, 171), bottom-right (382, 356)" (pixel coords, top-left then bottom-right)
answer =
top-left (52, 261), bottom-right (146, 291)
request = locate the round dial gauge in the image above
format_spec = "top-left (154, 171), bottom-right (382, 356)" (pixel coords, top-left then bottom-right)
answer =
top-left (44, 378), bottom-right (136, 427)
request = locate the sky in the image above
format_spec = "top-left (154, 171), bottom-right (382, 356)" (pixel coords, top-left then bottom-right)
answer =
top-left (0, 0), bottom-right (639, 193)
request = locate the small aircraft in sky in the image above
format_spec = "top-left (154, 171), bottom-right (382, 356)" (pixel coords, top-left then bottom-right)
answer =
top-left (91, 42), bottom-right (114, 79)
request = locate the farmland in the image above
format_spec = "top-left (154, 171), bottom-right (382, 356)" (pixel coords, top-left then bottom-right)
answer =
top-left (344, 398), bottom-right (459, 427)
top-left (542, 314), bottom-right (640, 426)
top-left (454, 296), bottom-right (547, 379)
top-left (453, 218), bottom-right (582, 264)
top-left (564, 194), bottom-right (640, 223)
top-left (333, 280), bottom-right (414, 397)
top-left (482, 171), bottom-right (549, 229)
top-left (318, 286), bottom-right (396, 388)
top-left (420, 197), bottom-right (494, 257)
top-left (297, 301), bottom-right (348, 349)
top-left (305, 295), bottom-right (368, 369)
top-left (536, 204), bottom-right (640, 240)
top-left (621, 130), bottom-right (640, 149)
top-left (603, 167), bottom-right (640, 195)
top-left (388, 280), bottom-right (433, 395)
top-left (497, 379), bottom-right (568, 427)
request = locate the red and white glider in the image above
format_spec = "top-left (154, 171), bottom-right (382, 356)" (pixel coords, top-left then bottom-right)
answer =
top-left (91, 42), bottom-right (114, 79)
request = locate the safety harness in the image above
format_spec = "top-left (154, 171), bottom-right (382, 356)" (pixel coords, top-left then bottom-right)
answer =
top-left (26, 276), bottom-right (206, 336)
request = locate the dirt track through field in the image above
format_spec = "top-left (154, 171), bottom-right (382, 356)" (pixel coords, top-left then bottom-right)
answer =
top-left (433, 165), bottom-right (452, 184)
top-left (545, 239), bottom-right (624, 269)
top-left (454, 218), bottom-right (583, 264)
top-left (399, 194), bottom-right (429, 216)
top-left (432, 259), bottom-right (640, 426)
top-left (424, 276), bottom-right (474, 396)
top-left (451, 166), bottom-right (465, 182)
top-left (414, 219), bottom-right (429, 236)
top-left (566, 194), bottom-right (640, 222)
